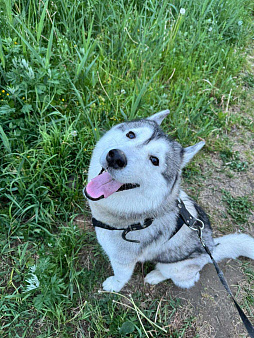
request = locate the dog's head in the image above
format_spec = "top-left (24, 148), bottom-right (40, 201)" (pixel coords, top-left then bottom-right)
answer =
top-left (84, 110), bottom-right (205, 215)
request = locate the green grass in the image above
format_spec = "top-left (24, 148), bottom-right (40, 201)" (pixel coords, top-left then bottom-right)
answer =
top-left (222, 190), bottom-right (253, 224)
top-left (238, 261), bottom-right (254, 320)
top-left (0, 0), bottom-right (254, 336)
top-left (220, 150), bottom-right (249, 171)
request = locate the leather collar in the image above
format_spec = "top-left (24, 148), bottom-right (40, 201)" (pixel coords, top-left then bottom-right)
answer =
top-left (91, 199), bottom-right (194, 243)
top-left (92, 217), bottom-right (154, 243)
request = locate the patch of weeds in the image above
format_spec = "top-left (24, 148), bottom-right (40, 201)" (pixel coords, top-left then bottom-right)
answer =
top-left (220, 150), bottom-right (248, 172)
top-left (182, 162), bottom-right (203, 181)
top-left (87, 292), bottom-right (195, 337)
top-left (243, 73), bottom-right (254, 88)
top-left (222, 190), bottom-right (253, 224)
top-left (182, 161), bottom-right (204, 201)
top-left (239, 116), bottom-right (254, 132)
top-left (241, 262), bottom-right (254, 317)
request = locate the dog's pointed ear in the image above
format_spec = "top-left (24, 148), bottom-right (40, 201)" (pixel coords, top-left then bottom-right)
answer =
top-left (181, 141), bottom-right (205, 168)
top-left (147, 109), bottom-right (170, 125)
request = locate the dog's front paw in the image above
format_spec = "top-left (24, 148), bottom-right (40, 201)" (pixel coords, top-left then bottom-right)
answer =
top-left (144, 270), bottom-right (167, 285)
top-left (102, 276), bottom-right (126, 292)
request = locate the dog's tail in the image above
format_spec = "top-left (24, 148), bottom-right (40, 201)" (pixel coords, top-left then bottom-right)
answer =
top-left (212, 233), bottom-right (254, 262)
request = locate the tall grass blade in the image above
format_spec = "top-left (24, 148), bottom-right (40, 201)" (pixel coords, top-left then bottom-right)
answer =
top-left (5, 194), bottom-right (22, 210)
top-left (82, 16), bottom-right (94, 49)
top-left (13, 16), bottom-right (38, 44)
top-left (5, 0), bottom-right (12, 24)
top-left (75, 19), bottom-right (97, 80)
top-left (0, 125), bottom-right (11, 153)
top-left (10, 25), bottom-right (42, 65)
top-left (76, 49), bottom-right (92, 79)
top-left (67, 76), bottom-right (96, 137)
top-left (0, 37), bottom-right (5, 68)
top-left (45, 22), bottom-right (54, 68)
top-left (36, 0), bottom-right (49, 43)
top-left (130, 69), bottom-right (161, 119)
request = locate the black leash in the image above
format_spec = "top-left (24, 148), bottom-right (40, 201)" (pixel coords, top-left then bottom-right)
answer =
top-left (199, 230), bottom-right (254, 338)
top-left (177, 199), bottom-right (254, 338)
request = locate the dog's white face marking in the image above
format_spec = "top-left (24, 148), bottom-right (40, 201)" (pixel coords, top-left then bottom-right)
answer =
top-left (85, 120), bottom-right (182, 217)
top-left (85, 112), bottom-right (205, 219)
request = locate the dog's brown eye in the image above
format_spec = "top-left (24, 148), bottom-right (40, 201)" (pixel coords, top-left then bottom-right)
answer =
top-left (126, 131), bottom-right (136, 139)
top-left (150, 156), bottom-right (159, 166)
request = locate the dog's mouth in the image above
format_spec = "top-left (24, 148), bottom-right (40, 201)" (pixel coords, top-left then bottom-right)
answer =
top-left (84, 168), bottom-right (140, 201)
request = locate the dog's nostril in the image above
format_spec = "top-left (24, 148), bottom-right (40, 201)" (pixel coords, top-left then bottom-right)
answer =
top-left (106, 149), bottom-right (127, 169)
top-left (116, 159), bottom-right (125, 167)
top-left (108, 150), bottom-right (114, 158)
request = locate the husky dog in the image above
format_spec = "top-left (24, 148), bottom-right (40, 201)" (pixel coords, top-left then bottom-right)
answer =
top-left (84, 110), bottom-right (254, 292)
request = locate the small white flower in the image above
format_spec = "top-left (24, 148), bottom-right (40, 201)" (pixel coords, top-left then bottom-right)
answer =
top-left (180, 8), bottom-right (186, 15)
top-left (121, 89), bottom-right (126, 94)
top-left (208, 27), bottom-right (213, 32)
top-left (238, 20), bottom-right (243, 26)
top-left (71, 130), bottom-right (78, 137)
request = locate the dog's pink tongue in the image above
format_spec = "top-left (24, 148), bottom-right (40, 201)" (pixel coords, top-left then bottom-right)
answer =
top-left (86, 172), bottom-right (123, 199)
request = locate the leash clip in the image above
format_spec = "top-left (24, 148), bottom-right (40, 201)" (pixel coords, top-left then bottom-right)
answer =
top-left (189, 218), bottom-right (204, 232)
top-left (189, 219), bottom-right (206, 248)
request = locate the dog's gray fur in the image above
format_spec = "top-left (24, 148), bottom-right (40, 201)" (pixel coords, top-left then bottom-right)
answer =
top-left (85, 110), bottom-right (254, 291)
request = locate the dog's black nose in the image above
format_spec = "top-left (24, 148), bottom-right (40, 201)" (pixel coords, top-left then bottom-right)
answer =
top-left (106, 149), bottom-right (127, 169)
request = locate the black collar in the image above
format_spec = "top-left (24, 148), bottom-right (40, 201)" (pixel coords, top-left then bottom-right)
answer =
top-left (92, 217), bottom-right (154, 243)
top-left (176, 199), bottom-right (203, 230)
top-left (91, 199), bottom-right (199, 243)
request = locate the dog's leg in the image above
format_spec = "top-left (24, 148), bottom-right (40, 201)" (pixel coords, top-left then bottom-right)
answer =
top-left (102, 260), bottom-right (136, 292)
top-left (165, 263), bottom-right (201, 289)
top-left (144, 269), bottom-right (167, 285)
top-left (145, 255), bottom-right (209, 289)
